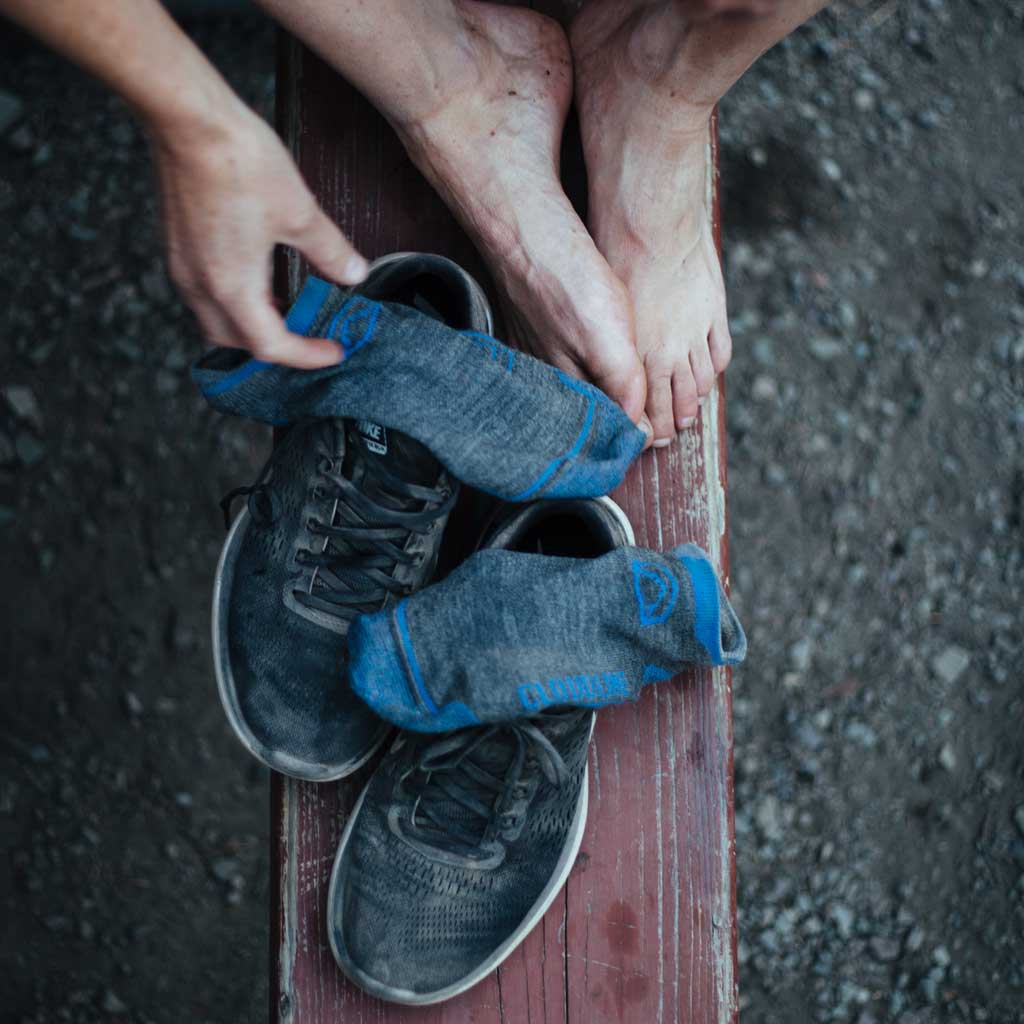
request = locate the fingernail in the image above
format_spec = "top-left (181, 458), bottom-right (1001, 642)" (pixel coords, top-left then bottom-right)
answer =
top-left (653, 437), bottom-right (672, 449)
top-left (678, 416), bottom-right (696, 429)
top-left (345, 254), bottom-right (369, 282)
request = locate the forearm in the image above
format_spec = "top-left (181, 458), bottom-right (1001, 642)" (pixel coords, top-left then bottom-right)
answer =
top-left (0, 0), bottom-right (242, 143)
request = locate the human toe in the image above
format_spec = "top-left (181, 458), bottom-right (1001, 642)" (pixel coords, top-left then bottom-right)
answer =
top-left (671, 365), bottom-right (701, 431)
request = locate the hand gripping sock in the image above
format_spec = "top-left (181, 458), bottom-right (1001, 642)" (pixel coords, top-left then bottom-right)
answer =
top-left (346, 542), bottom-right (746, 732)
top-left (192, 276), bottom-right (646, 501)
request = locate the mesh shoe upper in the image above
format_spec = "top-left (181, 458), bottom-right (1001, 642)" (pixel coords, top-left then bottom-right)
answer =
top-left (331, 711), bottom-right (593, 998)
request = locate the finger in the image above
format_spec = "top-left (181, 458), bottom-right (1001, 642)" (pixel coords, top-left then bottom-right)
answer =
top-left (289, 205), bottom-right (368, 286)
top-left (189, 293), bottom-right (240, 351)
top-left (226, 290), bottom-right (345, 370)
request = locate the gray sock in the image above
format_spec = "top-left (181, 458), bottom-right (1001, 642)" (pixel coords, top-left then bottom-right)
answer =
top-left (346, 542), bottom-right (746, 732)
top-left (192, 276), bottom-right (645, 501)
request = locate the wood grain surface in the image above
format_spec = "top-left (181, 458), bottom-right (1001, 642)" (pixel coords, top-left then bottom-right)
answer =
top-left (271, 5), bottom-right (736, 1019)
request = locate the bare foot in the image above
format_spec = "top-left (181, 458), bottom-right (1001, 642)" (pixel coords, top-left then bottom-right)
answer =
top-left (572, 1), bottom-right (733, 446)
top-left (387, 2), bottom-right (649, 428)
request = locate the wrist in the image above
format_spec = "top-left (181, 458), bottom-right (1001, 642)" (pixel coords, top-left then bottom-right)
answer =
top-left (138, 57), bottom-right (249, 158)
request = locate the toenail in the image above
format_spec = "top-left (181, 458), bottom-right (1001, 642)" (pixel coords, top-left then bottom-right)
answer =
top-left (653, 437), bottom-right (672, 448)
top-left (678, 417), bottom-right (696, 429)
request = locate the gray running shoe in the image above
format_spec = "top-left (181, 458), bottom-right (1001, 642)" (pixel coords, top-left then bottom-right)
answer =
top-left (327, 497), bottom-right (633, 1004)
top-left (211, 254), bottom-right (492, 781)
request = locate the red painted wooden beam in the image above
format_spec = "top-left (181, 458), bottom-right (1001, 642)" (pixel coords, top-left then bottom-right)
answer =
top-left (271, 8), bottom-right (736, 1020)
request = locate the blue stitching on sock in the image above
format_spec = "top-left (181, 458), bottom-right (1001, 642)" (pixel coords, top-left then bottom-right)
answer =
top-left (462, 331), bottom-right (503, 363)
top-left (340, 298), bottom-right (382, 355)
top-left (200, 358), bottom-right (269, 397)
top-left (679, 552), bottom-right (724, 664)
top-left (505, 371), bottom-right (596, 501)
top-left (201, 277), bottom-right (332, 397)
top-left (632, 560), bottom-right (679, 626)
top-left (642, 664), bottom-right (675, 684)
top-left (325, 296), bottom-right (354, 343)
top-left (394, 601), bottom-right (438, 715)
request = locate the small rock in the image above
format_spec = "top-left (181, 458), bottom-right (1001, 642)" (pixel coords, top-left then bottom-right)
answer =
top-left (174, 791), bottom-right (193, 809)
top-left (932, 945), bottom-right (951, 967)
top-left (1013, 805), bottom-right (1024, 838)
top-left (809, 336), bottom-right (845, 361)
top-left (932, 645), bottom-right (970, 685)
top-left (100, 990), bottom-right (128, 1015)
top-left (0, 89), bottom-right (24, 137)
top-left (211, 857), bottom-right (241, 883)
top-left (853, 88), bottom-right (876, 112)
top-left (755, 794), bottom-right (784, 843)
top-left (938, 742), bottom-right (957, 772)
top-left (829, 903), bottom-right (855, 939)
top-left (905, 925), bottom-right (925, 953)
top-left (821, 157), bottom-right (843, 182)
top-left (789, 638), bottom-right (813, 672)
top-left (3, 385), bottom-right (43, 431)
top-left (752, 375), bottom-right (778, 402)
top-left (870, 936), bottom-right (902, 962)
top-left (7, 122), bottom-right (33, 152)
top-left (845, 721), bottom-right (879, 748)
top-left (122, 691), bottom-right (144, 717)
top-left (0, 431), bottom-right (14, 465)
top-left (15, 433), bottom-right (45, 466)
top-left (155, 370), bottom-right (179, 396)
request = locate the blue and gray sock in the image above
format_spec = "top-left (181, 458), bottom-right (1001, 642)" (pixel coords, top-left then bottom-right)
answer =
top-left (346, 542), bottom-right (746, 732)
top-left (192, 276), bottom-right (646, 502)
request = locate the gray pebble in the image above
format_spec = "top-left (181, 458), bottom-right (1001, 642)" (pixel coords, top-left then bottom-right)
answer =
top-left (932, 645), bottom-right (970, 685)
top-left (100, 990), bottom-right (127, 1015)
top-left (3, 385), bottom-right (43, 430)
top-left (869, 936), bottom-right (902, 962)
top-left (0, 89), bottom-right (24, 137)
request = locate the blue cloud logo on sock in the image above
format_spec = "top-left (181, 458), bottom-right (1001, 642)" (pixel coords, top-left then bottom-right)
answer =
top-left (326, 296), bottom-right (382, 355)
top-left (632, 560), bottom-right (679, 627)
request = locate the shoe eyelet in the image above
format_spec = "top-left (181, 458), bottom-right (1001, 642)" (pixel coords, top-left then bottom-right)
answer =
top-left (317, 456), bottom-right (334, 474)
top-left (307, 517), bottom-right (320, 532)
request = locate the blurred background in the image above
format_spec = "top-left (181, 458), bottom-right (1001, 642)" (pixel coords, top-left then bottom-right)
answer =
top-left (1, 2), bottom-right (1021, 1022)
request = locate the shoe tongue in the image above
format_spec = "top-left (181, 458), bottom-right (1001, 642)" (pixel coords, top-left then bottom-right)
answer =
top-left (342, 420), bottom-right (442, 505)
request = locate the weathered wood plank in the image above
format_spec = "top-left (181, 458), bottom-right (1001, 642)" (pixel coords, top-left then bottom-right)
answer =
top-left (271, 7), bottom-right (735, 1019)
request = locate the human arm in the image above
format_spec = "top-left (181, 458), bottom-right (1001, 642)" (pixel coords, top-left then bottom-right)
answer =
top-left (0, 0), bottom-right (367, 367)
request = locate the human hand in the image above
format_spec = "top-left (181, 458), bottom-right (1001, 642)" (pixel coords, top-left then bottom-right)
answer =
top-left (150, 98), bottom-right (368, 368)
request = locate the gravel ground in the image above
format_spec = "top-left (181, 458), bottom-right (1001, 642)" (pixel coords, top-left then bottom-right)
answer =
top-left (1, 3), bottom-right (1022, 1023)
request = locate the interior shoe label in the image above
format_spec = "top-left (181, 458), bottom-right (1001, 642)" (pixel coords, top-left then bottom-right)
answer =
top-left (357, 420), bottom-right (388, 455)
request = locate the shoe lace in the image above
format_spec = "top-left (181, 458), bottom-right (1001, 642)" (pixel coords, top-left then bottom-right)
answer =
top-left (220, 424), bottom-right (456, 624)
top-left (404, 717), bottom-right (573, 856)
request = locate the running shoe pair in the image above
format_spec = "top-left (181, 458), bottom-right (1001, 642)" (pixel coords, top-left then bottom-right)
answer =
top-left (212, 254), bottom-right (635, 1004)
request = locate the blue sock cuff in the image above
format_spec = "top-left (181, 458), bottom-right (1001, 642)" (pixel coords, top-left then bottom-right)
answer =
top-left (348, 607), bottom-right (481, 733)
top-left (285, 275), bottom-right (332, 335)
top-left (675, 544), bottom-right (747, 666)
